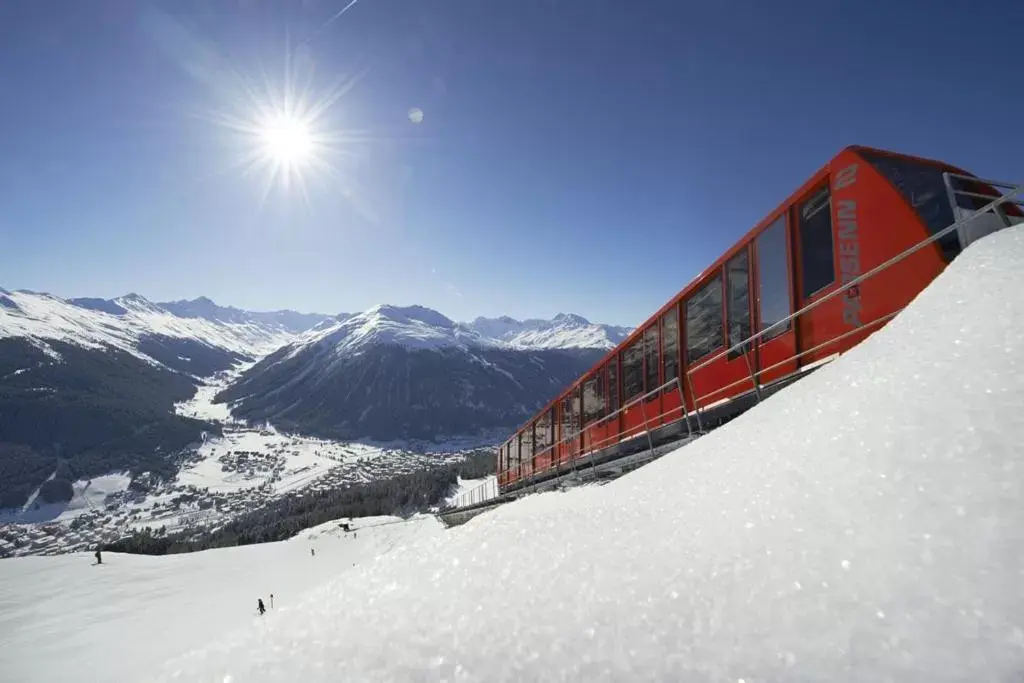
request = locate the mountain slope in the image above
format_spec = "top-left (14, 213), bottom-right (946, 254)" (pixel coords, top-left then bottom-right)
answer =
top-left (0, 337), bottom-right (219, 508)
top-left (217, 305), bottom-right (607, 440)
top-left (218, 342), bottom-right (602, 441)
top-left (0, 291), bottom-right (320, 510)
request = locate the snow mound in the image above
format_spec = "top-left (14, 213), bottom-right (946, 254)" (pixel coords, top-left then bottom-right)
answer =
top-left (155, 227), bottom-right (1024, 680)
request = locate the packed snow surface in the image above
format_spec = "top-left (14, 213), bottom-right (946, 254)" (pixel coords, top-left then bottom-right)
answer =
top-left (5, 226), bottom-right (1024, 682)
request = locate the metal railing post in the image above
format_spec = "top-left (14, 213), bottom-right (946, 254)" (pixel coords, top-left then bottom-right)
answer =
top-left (686, 368), bottom-right (705, 434)
top-left (739, 340), bottom-right (762, 404)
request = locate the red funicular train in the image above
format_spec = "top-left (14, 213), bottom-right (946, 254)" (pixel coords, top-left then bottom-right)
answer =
top-left (497, 145), bottom-right (1021, 494)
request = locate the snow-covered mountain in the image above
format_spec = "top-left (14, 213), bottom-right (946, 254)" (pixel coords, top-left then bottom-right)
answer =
top-left (156, 296), bottom-right (333, 335)
top-left (468, 312), bottom-right (631, 350)
top-left (0, 291), bottom-right (332, 511)
top-left (4, 290), bottom-right (301, 363)
top-left (0, 291), bottom-right (623, 507)
top-left (284, 304), bottom-right (492, 356)
top-left (217, 304), bottom-right (607, 441)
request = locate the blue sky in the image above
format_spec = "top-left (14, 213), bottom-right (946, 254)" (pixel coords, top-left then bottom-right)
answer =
top-left (1, 0), bottom-right (1022, 326)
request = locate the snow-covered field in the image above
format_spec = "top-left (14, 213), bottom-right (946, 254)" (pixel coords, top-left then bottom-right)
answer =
top-left (0, 515), bottom-right (441, 683)
top-left (4, 226), bottom-right (1023, 681)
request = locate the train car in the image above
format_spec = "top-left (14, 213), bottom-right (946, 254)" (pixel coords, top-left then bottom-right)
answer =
top-left (495, 145), bottom-right (1022, 494)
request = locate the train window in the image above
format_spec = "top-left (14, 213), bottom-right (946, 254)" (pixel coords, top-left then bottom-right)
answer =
top-left (521, 426), bottom-right (533, 465)
top-left (799, 185), bottom-right (835, 298)
top-left (623, 339), bottom-right (644, 402)
top-left (726, 249), bottom-right (752, 356)
top-left (535, 409), bottom-right (552, 455)
top-left (583, 375), bottom-right (605, 424)
top-left (686, 274), bottom-right (724, 363)
top-left (608, 360), bottom-right (620, 414)
top-left (561, 395), bottom-right (573, 441)
top-left (859, 151), bottom-right (960, 261)
top-left (511, 436), bottom-right (520, 470)
top-left (662, 307), bottom-right (679, 386)
top-left (643, 325), bottom-right (659, 396)
top-left (756, 215), bottom-right (792, 339)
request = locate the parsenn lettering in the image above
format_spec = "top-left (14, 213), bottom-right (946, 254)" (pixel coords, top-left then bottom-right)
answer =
top-left (834, 164), bottom-right (862, 327)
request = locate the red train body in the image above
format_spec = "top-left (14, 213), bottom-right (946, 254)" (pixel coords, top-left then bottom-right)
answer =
top-left (497, 145), bottom-right (1021, 493)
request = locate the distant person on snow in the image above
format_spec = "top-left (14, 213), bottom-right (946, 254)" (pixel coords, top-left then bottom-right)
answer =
top-left (94, 547), bottom-right (102, 565)
top-left (257, 598), bottom-right (266, 616)
top-left (269, 593), bottom-right (274, 608)
top-left (311, 548), bottom-right (315, 557)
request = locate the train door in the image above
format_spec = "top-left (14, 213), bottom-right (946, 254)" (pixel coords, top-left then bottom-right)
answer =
top-left (792, 176), bottom-right (859, 367)
top-left (557, 389), bottom-right (581, 466)
top-left (533, 410), bottom-right (554, 475)
top-left (752, 213), bottom-right (798, 385)
top-left (659, 306), bottom-right (685, 426)
top-left (719, 247), bottom-right (761, 403)
top-left (619, 338), bottom-right (647, 441)
top-left (641, 324), bottom-right (661, 427)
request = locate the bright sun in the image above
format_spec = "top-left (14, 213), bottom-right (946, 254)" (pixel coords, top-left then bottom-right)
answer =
top-left (202, 53), bottom-right (369, 207)
top-left (258, 115), bottom-right (314, 165)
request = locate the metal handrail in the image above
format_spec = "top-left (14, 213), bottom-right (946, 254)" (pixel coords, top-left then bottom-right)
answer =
top-left (448, 176), bottom-right (1023, 511)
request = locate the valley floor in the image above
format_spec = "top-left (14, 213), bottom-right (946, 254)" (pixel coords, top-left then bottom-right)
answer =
top-left (0, 366), bottom-right (481, 558)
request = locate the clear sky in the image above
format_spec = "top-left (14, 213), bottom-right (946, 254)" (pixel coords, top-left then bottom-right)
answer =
top-left (1, 0), bottom-right (1022, 326)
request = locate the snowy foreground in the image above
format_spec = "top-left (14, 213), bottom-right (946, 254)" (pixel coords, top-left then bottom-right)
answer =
top-left (0, 516), bottom-right (443, 682)
top-left (5, 226), bottom-right (1024, 681)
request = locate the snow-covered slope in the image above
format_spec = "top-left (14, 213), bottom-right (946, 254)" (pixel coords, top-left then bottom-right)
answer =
top-left (469, 312), bottom-right (631, 350)
top-left (0, 515), bottom-right (443, 683)
top-left (101, 226), bottom-right (1024, 679)
top-left (1, 290), bottom-right (295, 360)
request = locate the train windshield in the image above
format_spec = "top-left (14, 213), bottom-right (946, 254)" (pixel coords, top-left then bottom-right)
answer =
top-left (859, 151), bottom-right (962, 261)
top-left (861, 150), bottom-right (1021, 261)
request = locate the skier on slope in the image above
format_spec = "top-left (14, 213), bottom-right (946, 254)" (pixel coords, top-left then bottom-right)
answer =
top-left (257, 598), bottom-right (266, 616)
top-left (94, 547), bottom-right (102, 565)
